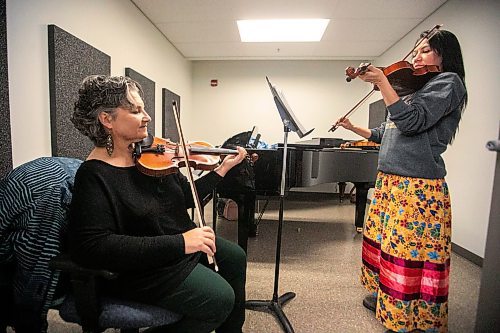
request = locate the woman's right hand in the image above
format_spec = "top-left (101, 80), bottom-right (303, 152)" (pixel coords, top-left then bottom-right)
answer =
top-left (182, 226), bottom-right (216, 256)
top-left (334, 117), bottom-right (355, 131)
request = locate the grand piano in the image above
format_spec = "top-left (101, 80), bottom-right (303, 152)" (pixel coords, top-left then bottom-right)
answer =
top-left (216, 135), bottom-right (379, 252)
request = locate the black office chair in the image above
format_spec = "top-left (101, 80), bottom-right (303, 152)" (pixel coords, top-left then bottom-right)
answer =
top-left (0, 157), bottom-right (181, 333)
top-left (49, 253), bottom-right (181, 332)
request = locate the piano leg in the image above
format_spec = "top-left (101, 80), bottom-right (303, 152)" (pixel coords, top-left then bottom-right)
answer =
top-left (352, 182), bottom-right (374, 233)
top-left (338, 182), bottom-right (346, 202)
top-left (236, 193), bottom-right (256, 253)
top-left (216, 191), bottom-right (256, 254)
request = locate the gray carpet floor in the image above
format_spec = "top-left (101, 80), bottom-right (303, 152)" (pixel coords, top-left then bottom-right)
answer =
top-left (44, 192), bottom-right (480, 333)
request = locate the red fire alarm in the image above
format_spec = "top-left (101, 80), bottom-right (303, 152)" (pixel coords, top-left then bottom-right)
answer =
top-left (210, 79), bottom-right (218, 87)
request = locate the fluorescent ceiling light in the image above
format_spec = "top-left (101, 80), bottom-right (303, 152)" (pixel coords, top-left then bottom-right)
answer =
top-left (237, 19), bottom-right (329, 42)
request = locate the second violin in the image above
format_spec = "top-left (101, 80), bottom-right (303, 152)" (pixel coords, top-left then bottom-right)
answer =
top-left (340, 139), bottom-right (380, 150)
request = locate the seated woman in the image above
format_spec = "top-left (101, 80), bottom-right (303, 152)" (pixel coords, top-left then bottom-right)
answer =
top-left (69, 75), bottom-right (248, 333)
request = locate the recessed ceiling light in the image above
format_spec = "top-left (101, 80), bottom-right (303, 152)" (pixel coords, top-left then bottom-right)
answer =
top-left (237, 19), bottom-right (330, 42)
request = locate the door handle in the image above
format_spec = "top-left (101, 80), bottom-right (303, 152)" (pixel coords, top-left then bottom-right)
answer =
top-left (486, 140), bottom-right (500, 152)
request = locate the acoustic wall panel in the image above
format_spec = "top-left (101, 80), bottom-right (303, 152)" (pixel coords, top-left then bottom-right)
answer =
top-left (368, 99), bottom-right (388, 129)
top-left (0, 0), bottom-right (12, 178)
top-left (162, 88), bottom-right (180, 142)
top-left (48, 24), bottom-right (110, 160)
top-left (125, 68), bottom-right (155, 135)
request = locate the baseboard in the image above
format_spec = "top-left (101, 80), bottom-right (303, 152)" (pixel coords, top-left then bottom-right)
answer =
top-left (260, 192), bottom-right (481, 267)
top-left (452, 242), bottom-right (483, 267)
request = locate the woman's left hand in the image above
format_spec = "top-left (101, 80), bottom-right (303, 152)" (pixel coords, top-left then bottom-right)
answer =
top-left (214, 146), bottom-right (247, 177)
top-left (358, 64), bottom-right (387, 87)
top-left (358, 63), bottom-right (399, 106)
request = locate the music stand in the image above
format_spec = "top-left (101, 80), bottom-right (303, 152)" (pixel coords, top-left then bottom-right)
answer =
top-left (245, 77), bottom-right (313, 333)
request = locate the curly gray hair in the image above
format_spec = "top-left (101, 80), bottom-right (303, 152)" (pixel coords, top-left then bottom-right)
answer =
top-left (71, 75), bottom-right (144, 146)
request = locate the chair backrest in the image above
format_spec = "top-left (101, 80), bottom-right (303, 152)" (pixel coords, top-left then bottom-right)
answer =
top-left (1, 156), bottom-right (182, 333)
top-left (0, 157), bottom-right (82, 333)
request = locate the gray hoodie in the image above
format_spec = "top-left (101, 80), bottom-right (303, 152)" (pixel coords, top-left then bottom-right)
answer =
top-left (369, 72), bottom-right (466, 179)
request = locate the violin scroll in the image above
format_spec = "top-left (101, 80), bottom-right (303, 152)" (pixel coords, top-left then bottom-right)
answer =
top-left (345, 63), bottom-right (370, 82)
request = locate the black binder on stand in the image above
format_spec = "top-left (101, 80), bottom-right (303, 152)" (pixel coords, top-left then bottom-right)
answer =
top-left (245, 77), bottom-right (313, 333)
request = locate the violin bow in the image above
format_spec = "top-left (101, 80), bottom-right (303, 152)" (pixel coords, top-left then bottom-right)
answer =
top-left (402, 24), bottom-right (443, 61)
top-left (172, 101), bottom-right (219, 271)
top-left (329, 88), bottom-right (376, 132)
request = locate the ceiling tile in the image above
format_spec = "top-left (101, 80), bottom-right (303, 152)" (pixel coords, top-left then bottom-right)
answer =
top-left (132, 0), bottom-right (448, 60)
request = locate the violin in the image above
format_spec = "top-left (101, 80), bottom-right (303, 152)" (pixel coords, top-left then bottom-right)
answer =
top-left (345, 61), bottom-right (441, 97)
top-left (329, 24), bottom-right (443, 133)
top-left (344, 24), bottom-right (442, 95)
top-left (133, 134), bottom-right (238, 177)
top-left (133, 129), bottom-right (239, 271)
top-left (340, 140), bottom-right (380, 150)
top-left (138, 101), bottom-right (245, 271)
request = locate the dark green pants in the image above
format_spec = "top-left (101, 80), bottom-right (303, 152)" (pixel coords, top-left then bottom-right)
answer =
top-left (151, 237), bottom-right (247, 333)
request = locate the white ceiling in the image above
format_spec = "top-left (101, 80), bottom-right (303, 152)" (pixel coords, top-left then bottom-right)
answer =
top-left (131, 0), bottom-right (447, 61)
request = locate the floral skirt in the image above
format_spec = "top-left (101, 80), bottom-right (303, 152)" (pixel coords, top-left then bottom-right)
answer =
top-left (361, 172), bottom-right (451, 333)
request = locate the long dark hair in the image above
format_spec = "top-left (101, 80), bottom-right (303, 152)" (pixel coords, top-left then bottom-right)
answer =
top-left (417, 29), bottom-right (467, 143)
top-left (419, 29), bottom-right (468, 110)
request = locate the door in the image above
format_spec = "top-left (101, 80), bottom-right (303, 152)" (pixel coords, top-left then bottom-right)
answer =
top-left (475, 136), bottom-right (500, 332)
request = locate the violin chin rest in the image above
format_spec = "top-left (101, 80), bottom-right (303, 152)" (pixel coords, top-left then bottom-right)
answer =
top-left (139, 133), bottom-right (155, 148)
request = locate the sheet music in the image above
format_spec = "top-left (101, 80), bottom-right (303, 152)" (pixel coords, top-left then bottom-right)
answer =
top-left (266, 76), bottom-right (314, 138)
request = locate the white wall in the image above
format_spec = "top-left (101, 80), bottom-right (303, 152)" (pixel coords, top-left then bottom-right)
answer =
top-left (7, 0), bottom-right (192, 167)
top-left (191, 60), bottom-right (372, 194)
top-left (191, 60), bottom-right (372, 145)
top-left (191, 0), bottom-right (500, 257)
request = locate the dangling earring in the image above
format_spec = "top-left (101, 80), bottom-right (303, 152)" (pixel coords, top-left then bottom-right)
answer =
top-left (105, 133), bottom-right (114, 156)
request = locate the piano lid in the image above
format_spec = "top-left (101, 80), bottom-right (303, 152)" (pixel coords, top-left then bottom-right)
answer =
top-left (222, 126), bottom-right (260, 149)
top-left (279, 137), bottom-right (347, 149)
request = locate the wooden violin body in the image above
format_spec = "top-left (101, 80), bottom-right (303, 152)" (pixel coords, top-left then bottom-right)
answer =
top-left (340, 140), bottom-right (380, 150)
top-left (134, 135), bottom-right (237, 177)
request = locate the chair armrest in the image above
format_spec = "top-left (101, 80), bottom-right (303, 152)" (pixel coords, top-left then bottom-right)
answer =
top-left (49, 253), bottom-right (117, 331)
top-left (49, 253), bottom-right (117, 280)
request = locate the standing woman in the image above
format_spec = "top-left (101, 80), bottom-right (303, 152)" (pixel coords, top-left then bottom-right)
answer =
top-left (69, 75), bottom-right (248, 333)
top-left (335, 29), bottom-right (467, 332)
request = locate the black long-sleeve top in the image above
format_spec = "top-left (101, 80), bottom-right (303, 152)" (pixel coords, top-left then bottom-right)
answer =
top-left (68, 160), bottom-right (222, 302)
